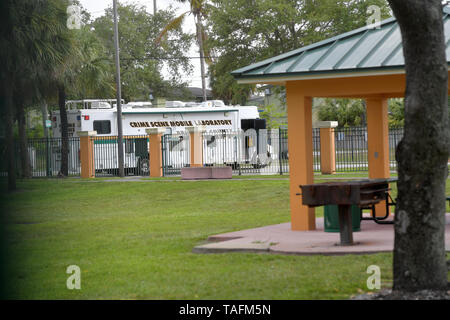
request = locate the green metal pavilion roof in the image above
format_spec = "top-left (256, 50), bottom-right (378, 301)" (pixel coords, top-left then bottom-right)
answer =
top-left (232, 7), bottom-right (450, 83)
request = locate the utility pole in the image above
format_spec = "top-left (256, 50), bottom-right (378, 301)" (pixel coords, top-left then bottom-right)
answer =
top-left (153, 0), bottom-right (157, 14)
top-left (196, 20), bottom-right (207, 102)
top-left (113, 0), bottom-right (125, 177)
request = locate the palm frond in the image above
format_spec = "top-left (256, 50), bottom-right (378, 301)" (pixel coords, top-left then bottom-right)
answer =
top-left (155, 11), bottom-right (189, 44)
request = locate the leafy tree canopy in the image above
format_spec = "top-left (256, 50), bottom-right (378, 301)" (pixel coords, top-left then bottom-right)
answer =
top-left (206, 0), bottom-right (391, 104)
top-left (388, 98), bottom-right (404, 127)
top-left (316, 98), bottom-right (366, 128)
top-left (259, 104), bottom-right (286, 129)
top-left (90, 3), bottom-right (194, 102)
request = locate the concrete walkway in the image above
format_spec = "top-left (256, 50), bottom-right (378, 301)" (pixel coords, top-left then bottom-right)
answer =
top-left (193, 214), bottom-right (450, 255)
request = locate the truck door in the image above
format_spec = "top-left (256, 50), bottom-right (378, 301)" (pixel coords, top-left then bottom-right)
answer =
top-left (134, 137), bottom-right (149, 175)
top-left (240, 119), bottom-right (267, 161)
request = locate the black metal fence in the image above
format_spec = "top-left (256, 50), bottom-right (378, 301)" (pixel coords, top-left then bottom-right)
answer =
top-left (389, 127), bottom-right (404, 169)
top-left (333, 126), bottom-right (404, 172)
top-left (160, 129), bottom-right (320, 176)
top-left (201, 129), bottom-right (292, 175)
top-left (1, 126), bottom-right (406, 179)
top-left (334, 127), bottom-right (368, 172)
top-left (160, 127), bottom-right (403, 176)
top-left (93, 135), bottom-right (149, 177)
top-left (0, 137), bottom-right (81, 177)
top-left (313, 128), bottom-right (321, 172)
top-left (161, 132), bottom-right (190, 176)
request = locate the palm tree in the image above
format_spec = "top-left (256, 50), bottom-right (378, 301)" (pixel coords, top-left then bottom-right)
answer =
top-left (0, 0), bottom-right (112, 183)
top-left (53, 26), bottom-right (114, 177)
top-left (157, 0), bottom-right (211, 101)
top-left (15, 87), bottom-right (32, 179)
top-left (0, 0), bottom-right (72, 190)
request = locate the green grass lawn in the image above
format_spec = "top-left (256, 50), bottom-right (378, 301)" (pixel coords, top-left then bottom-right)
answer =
top-left (0, 174), bottom-right (448, 300)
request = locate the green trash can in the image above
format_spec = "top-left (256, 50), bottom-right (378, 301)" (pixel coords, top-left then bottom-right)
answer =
top-left (324, 205), bottom-right (361, 232)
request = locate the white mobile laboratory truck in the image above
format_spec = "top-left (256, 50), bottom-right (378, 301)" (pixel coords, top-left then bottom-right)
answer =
top-left (51, 99), bottom-right (275, 174)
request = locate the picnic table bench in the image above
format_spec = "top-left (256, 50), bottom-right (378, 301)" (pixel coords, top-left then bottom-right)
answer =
top-left (359, 178), bottom-right (397, 225)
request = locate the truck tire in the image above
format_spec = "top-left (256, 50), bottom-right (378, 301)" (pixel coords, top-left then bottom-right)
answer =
top-left (138, 158), bottom-right (149, 176)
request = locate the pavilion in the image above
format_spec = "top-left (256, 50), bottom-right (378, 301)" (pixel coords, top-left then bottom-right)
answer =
top-left (231, 8), bottom-right (450, 231)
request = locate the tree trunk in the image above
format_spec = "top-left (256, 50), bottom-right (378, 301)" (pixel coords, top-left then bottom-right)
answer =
top-left (17, 101), bottom-right (31, 178)
top-left (4, 76), bottom-right (16, 191)
top-left (41, 102), bottom-right (49, 139)
top-left (58, 84), bottom-right (69, 177)
top-left (41, 102), bottom-right (51, 177)
top-left (388, 0), bottom-right (449, 292)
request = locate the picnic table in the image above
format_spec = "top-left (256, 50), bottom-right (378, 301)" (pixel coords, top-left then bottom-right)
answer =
top-left (359, 178), bottom-right (397, 225)
top-left (299, 179), bottom-right (393, 246)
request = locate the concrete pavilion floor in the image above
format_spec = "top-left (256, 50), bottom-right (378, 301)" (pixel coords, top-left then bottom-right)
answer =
top-left (193, 214), bottom-right (450, 255)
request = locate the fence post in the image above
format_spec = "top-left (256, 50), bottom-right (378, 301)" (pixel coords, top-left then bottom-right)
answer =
top-left (186, 126), bottom-right (205, 167)
top-left (146, 128), bottom-right (165, 177)
top-left (278, 129), bottom-right (283, 175)
top-left (317, 121), bottom-right (338, 175)
top-left (46, 137), bottom-right (51, 177)
top-left (77, 131), bottom-right (96, 178)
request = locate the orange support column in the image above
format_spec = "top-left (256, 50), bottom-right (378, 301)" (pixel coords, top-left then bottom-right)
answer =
top-left (186, 126), bottom-right (205, 167)
top-left (286, 83), bottom-right (315, 231)
top-left (77, 131), bottom-right (96, 178)
top-left (366, 97), bottom-right (390, 217)
top-left (317, 121), bottom-right (338, 175)
top-left (146, 128), bottom-right (165, 177)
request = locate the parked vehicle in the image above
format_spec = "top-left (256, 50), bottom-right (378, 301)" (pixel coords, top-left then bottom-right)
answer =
top-left (51, 99), bottom-right (273, 175)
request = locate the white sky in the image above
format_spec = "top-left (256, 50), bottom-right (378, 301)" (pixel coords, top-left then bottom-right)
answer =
top-left (78, 0), bottom-right (207, 89)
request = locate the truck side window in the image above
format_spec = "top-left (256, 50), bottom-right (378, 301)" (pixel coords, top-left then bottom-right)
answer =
top-left (93, 120), bottom-right (111, 134)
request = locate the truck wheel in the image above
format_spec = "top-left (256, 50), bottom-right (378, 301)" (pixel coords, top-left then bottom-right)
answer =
top-left (139, 158), bottom-right (149, 176)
